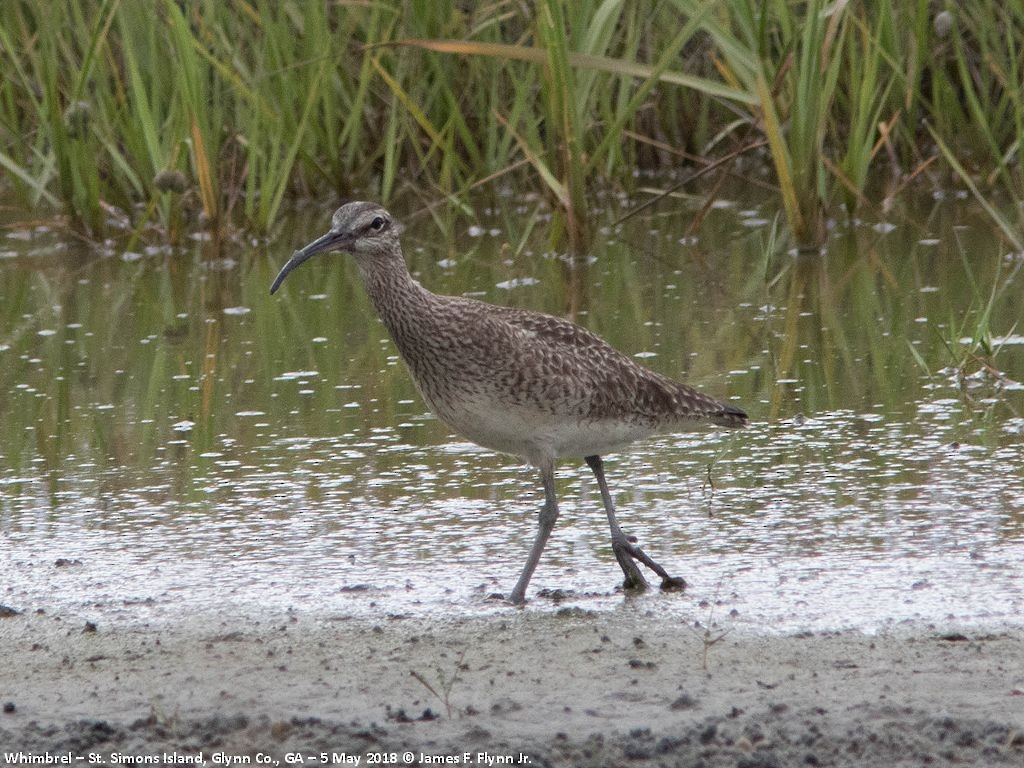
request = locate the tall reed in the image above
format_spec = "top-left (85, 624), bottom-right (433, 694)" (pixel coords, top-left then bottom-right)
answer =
top-left (1, 1), bottom-right (1023, 246)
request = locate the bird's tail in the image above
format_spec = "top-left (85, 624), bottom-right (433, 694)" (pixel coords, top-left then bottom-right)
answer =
top-left (666, 380), bottom-right (749, 429)
top-left (710, 401), bottom-right (749, 428)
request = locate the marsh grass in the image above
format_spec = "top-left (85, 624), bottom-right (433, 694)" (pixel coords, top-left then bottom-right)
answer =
top-left (409, 649), bottom-right (466, 720)
top-left (1, 1), bottom-right (1024, 247)
top-left (934, 239), bottom-right (1023, 387)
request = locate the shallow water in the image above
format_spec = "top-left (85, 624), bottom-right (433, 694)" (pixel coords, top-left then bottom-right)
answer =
top-left (2, 190), bottom-right (1022, 633)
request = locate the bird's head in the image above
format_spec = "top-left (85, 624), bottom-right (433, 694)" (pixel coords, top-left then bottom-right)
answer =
top-left (270, 201), bottom-right (400, 294)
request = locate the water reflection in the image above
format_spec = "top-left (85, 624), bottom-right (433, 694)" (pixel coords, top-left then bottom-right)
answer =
top-left (1, 191), bottom-right (1022, 632)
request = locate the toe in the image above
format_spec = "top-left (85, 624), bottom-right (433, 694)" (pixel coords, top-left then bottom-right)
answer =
top-left (660, 575), bottom-right (687, 591)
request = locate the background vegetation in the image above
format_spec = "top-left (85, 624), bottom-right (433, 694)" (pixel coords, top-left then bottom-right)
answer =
top-left (1, 0), bottom-right (1023, 250)
top-left (2, 2), bottom-right (1021, 589)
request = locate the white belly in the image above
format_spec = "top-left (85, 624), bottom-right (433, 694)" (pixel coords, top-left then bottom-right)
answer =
top-left (427, 394), bottom-right (654, 466)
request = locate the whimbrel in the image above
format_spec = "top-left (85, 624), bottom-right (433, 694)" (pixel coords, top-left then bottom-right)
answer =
top-left (271, 202), bottom-right (748, 604)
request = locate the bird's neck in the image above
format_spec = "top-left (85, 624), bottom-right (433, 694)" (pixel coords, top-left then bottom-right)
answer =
top-left (357, 252), bottom-right (435, 342)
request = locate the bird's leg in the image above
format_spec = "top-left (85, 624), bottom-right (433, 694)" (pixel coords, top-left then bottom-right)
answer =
top-left (585, 455), bottom-right (686, 592)
top-left (508, 461), bottom-right (559, 605)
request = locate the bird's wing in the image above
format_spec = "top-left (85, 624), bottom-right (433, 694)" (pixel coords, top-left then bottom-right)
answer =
top-left (459, 300), bottom-right (747, 428)
top-left (485, 303), bottom-right (621, 349)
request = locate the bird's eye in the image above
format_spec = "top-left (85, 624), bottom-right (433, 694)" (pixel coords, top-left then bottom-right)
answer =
top-left (370, 216), bottom-right (385, 231)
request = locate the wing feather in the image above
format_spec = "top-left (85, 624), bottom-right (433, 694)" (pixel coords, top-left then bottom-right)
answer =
top-left (453, 299), bottom-right (748, 429)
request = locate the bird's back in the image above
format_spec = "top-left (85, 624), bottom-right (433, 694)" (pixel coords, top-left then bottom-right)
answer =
top-left (481, 301), bottom-right (747, 427)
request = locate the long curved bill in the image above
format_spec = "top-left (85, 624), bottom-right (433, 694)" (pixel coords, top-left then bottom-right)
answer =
top-left (269, 231), bottom-right (350, 295)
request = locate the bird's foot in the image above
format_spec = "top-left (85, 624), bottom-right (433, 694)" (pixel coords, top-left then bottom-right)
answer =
top-left (659, 575), bottom-right (687, 592)
top-left (485, 591), bottom-right (515, 604)
top-left (612, 535), bottom-right (686, 594)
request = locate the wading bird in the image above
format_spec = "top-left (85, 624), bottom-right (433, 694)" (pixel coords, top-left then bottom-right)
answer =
top-left (271, 202), bottom-right (747, 604)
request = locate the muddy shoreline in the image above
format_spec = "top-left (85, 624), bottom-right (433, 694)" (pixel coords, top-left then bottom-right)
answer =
top-left (1, 607), bottom-right (1022, 766)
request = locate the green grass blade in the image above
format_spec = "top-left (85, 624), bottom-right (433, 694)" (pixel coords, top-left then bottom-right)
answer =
top-left (392, 39), bottom-right (758, 104)
top-left (927, 122), bottom-right (1023, 251)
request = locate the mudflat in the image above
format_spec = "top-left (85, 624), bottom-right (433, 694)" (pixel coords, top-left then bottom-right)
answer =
top-left (1, 604), bottom-right (1021, 767)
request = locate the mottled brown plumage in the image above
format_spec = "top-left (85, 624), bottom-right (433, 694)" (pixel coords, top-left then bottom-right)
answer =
top-left (271, 201), bottom-right (748, 604)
